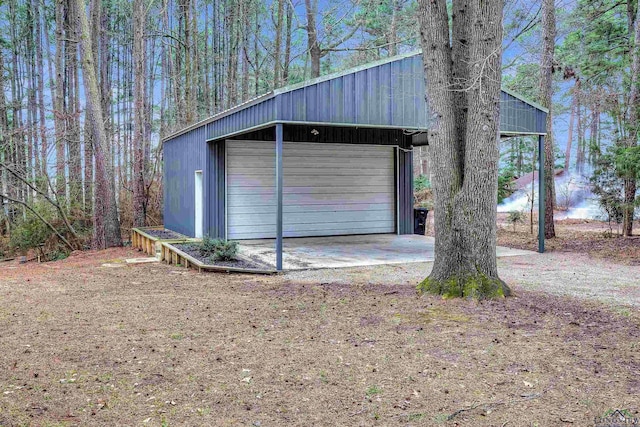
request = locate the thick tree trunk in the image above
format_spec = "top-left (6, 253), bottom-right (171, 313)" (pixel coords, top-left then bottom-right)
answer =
top-left (132, 0), bottom-right (146, 227)
top-left (540, 0), bottom-right (556, 238)
top-left (73, 0), bottom-right (122, 248)
top-left (417, 0), bottom-right (509, 299)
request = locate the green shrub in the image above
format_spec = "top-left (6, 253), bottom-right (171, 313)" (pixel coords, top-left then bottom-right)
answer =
top-left (200, 236), bottom-right (238, 261)
top-left (498, 169), bottom-right (515, 204)
top-left (414, 174), bottom-right (431, 192)
top-left (9, 206), bottom-right (55, 254)
top-left (591, 151), bottom-right (625, 233)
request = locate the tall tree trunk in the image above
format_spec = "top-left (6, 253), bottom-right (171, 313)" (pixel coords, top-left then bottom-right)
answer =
top-left (67, 0), bottom-right (83, 209)
top-left (132, 0), bottom-right (146, 227)
top-left (35, 0), bottom-right (48, 183)
top-left (540, 0), bottom-right (556, 238)
top-left (417, 0), bottom-right (509, 299)
top-left (623, 2), bottom-right (640, 237)
top-left (54, 0), bottom-right (67, 199)
top-left (10, 0), bottom-right (26, 207)
top-left (389, 0), bottom-right (399, 56)
top-left (274, 0), bottom-right (284, 88)
top-left (240, 1), bottom-right (250, 100)
top-left (73, 0), bottom-right (122, 248)
top-left (589, 99), bottom-right (600, 164)
top-left (576, 85), bottom-right (584, 174)
top-left (181, 0), bottom-right (194, 123)
top-left (0, 51), bottom-right (10, 229)
top-left (565, 81), bottom-right (577, 172)
top-left (305, 0), bottom-right (321, 78)
top-left (225, 1), bottom-right (239, 108)
top-left (27, 5), bottom-right (40, 190)
top-left (283, 0), bottom-right (293, 83)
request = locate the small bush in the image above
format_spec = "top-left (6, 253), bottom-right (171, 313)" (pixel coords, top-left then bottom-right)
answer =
top-left (200, 236), bottom-right (238, 261)
top-left (498, 170), bottom-right (515, 204)
top-left (414, 174), bottom-right (431, 192)
top-left (10, 211), bottom-right (54, 255)
top-left (506, 210), bottom-right (524, 232)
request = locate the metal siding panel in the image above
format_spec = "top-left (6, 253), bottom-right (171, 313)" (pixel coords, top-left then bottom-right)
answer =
top-left (330, 77), bottom-right (343, 122)
top-left (380, 62), bottom-right (392, 125)
top-left (305, 84), bottom-right (317, 121)
top-left (281, 92), bottom-right (291, 121)
top-left (355, 69), bottom-right (367, 123)
top-left (414, 56), bottom-right (428, 128)
top-left (163, 128), bottom-right (206, 237)
top-left (497, 91), bottom-right (546, 135)
top-left (411, 56), bottom-right (421, 128)
top-left (217, 142), bottom-right (226, 237)
top-left (368, 66), bottom-right (378, 124)
top-left (394, 147), bottom-right (414, 235)
top-left (203, 141), bottom-right (225, 239)
top-left (317, 80), bottom-right (331, 122)
top-left (292, 89), bottom-right (305, 121)
top-left (343, 73), bottom-right (355, 123)
top-left (390, 61), bottom-right (400, 125)
top-left (404, 57), bottom-right (414, 126)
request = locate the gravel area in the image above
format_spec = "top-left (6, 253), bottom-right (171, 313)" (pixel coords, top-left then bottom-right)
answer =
top-left (287, 252), bottom-right (640, 307)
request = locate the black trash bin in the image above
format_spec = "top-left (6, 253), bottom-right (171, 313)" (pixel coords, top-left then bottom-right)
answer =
top-left (414, 208), bottom-right (429, 235)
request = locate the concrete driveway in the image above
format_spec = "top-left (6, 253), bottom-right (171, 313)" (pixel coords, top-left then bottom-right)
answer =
top-left (239, 234), bottom-right (536, 271)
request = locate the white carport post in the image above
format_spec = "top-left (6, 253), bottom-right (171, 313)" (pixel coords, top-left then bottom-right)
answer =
top-left (275, 123), bottom-right (284, 270)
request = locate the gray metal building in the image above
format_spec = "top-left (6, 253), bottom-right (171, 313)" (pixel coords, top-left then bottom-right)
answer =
top-left (162, 51), bottom-right (548, 269)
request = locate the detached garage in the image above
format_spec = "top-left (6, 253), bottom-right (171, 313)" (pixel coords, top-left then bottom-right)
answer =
top-left (163, 51), bottom-right (548, 270)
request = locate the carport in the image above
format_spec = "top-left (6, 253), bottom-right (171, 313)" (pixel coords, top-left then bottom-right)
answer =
top-left (162, 51), bottom-right (548, 271)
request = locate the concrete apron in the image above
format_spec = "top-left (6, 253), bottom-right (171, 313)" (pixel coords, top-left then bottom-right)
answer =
top-left (238, 234), bottom-right (536, 271)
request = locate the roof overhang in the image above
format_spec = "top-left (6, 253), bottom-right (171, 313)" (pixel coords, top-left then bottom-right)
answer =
top-left (163, 51), bottom-right (547, 144)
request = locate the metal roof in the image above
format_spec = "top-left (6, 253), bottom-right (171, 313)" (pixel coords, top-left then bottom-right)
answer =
top-left (164, 51), bottom-right (547, 144)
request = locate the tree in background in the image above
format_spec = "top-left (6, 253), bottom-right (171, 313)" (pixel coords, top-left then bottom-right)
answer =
top-left (558, 0), bottom-right (639, 236)
top-left (74, 0), bottom-right (121, 248)
top-left (417, 0), bottom-right (510, 298)
top-left (540, 0), bottom-right (556, 239)
top-left (0, 0), bottom-right (423, 257)
top-left (623, 0), bottom-right (639, 236)
top-left (132, 0), bottom-right (147, 228)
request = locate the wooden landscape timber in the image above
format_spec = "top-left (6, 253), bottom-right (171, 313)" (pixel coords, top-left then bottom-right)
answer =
top-left (131, 226), bottom-right (193, 257)
top-left (159, 242), bottom-right (277, 275)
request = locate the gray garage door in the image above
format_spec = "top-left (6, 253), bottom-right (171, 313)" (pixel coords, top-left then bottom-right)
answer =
top-left (226, 140), bottom-right (396, 239)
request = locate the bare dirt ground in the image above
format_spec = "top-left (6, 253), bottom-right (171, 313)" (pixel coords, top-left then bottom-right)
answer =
top-left (496, 216), bottom-right (640, 266)
top-left (1, 248), bottom-right (639, 426)
top-left (422, 214), bottom-right (640, 265)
